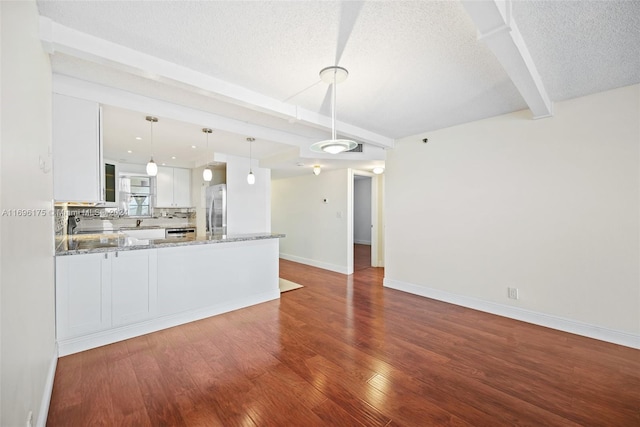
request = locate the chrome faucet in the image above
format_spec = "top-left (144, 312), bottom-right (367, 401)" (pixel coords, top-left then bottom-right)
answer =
top-left (136, 219), bottom-right (143, 227)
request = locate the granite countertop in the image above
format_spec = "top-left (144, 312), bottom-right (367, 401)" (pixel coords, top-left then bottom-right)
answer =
top-left (55, 232), bottom-right (285, 256)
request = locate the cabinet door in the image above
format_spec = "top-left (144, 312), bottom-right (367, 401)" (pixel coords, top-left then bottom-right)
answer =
top-left (104, 162), bottom-right (117, 205)
top-left (53, 94), bottom-right (102, 202)
top-left (172, 167), bottom-right (192, 207)
top-left (156, 166), bottom-right (174, 207)
top-left (111, 249), bottom-right (157, 327)
top-left (56, 253), bottom-right (111, 340)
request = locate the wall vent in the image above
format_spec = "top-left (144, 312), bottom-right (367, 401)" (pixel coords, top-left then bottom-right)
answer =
top-left (347, 143), bottom-right (363, 153)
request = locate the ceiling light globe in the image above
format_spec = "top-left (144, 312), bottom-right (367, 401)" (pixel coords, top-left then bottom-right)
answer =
top-left (310, 139), bottom-right (358, 154)
top-left (146, 159), bottom-right (158, 176)
top-left (324, 144), bottom-right (347, 154)
top-left (372, 167), bottom-right (385, 175)
top-left (202, 167), bottom-right (213, 182)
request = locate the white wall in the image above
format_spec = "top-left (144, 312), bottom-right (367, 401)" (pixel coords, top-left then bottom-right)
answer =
top-left (354, 177), bottom-right (372, 244)
top-left (385, 85), bottom-right (640, 347)
top-left (224, 154), bottom-right (270, 234)
top-left (192, 165), bottom-right (209, 235)
top-left (1, 2), bottom-right (57, 426)
top-left (272, 169), bottom-right (350, 273)
top-left (192, 155), bottom-right (271, 235)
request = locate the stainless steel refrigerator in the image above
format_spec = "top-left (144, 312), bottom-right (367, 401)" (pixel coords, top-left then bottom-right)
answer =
top-left (206, 184), bottom-right (227, 235)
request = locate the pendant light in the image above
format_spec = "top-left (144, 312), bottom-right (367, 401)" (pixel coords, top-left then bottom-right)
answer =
top-left (313, 165), bottom-right (321, 176)
top-left (202, 128), bottom-right (213, 182)
top-left (246, 137), bottom-right (255, 185)
top-left (310, 66), bottom-right (357, 154)
top-left (145, 116), bottom-right (158, 176)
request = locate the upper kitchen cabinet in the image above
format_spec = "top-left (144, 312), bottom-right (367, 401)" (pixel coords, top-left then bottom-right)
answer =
top-left (104, 161), bottom-right (117, 205)
top-left (53, 93), bottom-right (103, 203)
top-left (156, 166), bottom-right (191, 208)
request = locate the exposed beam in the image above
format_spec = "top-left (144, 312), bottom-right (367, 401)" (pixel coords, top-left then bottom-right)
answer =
top-left (39, 17), bottom-right (395, 148)
top-left (461, 0), bottom-right (553, 119)
top-left (52, 74), bottom-right (312, 147)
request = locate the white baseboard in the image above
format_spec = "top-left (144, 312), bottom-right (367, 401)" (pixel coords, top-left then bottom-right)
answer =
top-left (384, 278), bottom-right (640, 350)
top-left (279, 253), bottom-right (348, 274)
top-left (58, 290), bottom-right (279, 356)
top-left (354, 240), bottom-right (371, 245)
top-left (36, 343), bottom-right (58, 427)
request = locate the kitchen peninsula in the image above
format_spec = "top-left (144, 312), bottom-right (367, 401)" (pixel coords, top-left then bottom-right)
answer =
top-left (51, 89), bottom-right (277, 357)
top-left (55, 232), bottom-right (283, 356)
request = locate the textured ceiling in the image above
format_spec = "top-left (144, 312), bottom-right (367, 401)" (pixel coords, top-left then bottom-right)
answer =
top-left (512, 1), bottom-right (640, 101)
top-left (37, 0), bottom-right (640, 177)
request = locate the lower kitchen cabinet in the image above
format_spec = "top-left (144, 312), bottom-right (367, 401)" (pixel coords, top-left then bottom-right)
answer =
top-left (55, 248), bottom-right (157, 341)
top-left (56, 252), bottom-right (111, 340)
top-left (111, 249), bottom-right (157, 327)
top-left (55, 237), bottom-right (281, 356)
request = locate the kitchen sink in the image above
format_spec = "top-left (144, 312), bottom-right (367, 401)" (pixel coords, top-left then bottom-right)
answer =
top-left (122, 228), bottom-right (166, 240)
top-left (75, 241), bottom-right (120, 250)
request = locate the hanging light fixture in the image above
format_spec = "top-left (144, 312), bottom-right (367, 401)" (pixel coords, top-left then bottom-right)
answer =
top-left (145, 116), bottom-right (158, 176)
top-left (246, 137), bottom-right (255, 185)
top-left (310, 66), bottom-right (358, 154)
top-left (202, 128), bottom-right (213, 182)
top-left (313, 165), bottom-right (321, 176)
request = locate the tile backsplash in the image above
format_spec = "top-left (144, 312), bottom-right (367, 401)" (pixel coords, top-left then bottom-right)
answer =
top-left (55, 205), bottom-right (196, 236)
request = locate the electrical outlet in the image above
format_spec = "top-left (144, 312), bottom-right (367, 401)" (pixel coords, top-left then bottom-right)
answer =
top-left (508, 287), bottom-right (519, 300)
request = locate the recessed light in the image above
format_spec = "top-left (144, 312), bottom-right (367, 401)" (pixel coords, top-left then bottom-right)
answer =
top-left (171, 156), bottom-right (176, 160)
top-left (161, 162), bottom-right (166, 166)
top-left (191, 145), bottom-right (196, 149)
top-left (127, 150), bottom-right (132, 153)
top-left (135, 137), bottom-right (142, 140)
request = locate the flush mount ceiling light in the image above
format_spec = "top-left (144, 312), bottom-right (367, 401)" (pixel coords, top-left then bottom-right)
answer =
top-left (313, 165), bottom-right (321, 176)
top-left (246, 137), bottom-right (255, 185)
top-left (145, 116), bottom-right (158, 176)
top-left (202, 128), bottom-right (213, 182)
top-left (310, 66), bottom-right (358, 155)
top-left (372, 167), bottom-right (385, 175)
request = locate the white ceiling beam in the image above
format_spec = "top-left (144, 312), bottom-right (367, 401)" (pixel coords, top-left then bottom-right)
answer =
top-left (39, 17), bottom-right (395, 148)
top-left (461, 0), bottom-right (553, 119)
top-left (52, 74), bottom-right (311, 147)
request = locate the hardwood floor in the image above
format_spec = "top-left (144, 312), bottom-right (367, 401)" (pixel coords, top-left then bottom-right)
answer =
top-left (47, 259), bottom-right (640, 426)
top-left (354, 243), bottom-right (371, 271)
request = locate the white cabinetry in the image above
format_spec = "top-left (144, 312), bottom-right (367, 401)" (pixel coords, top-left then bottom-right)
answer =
top-left (173, 167), bottom-right (192, 207)
top-left (55, 249), bottom-right (156, 343)
top-left (56, 253), bottom-right (111, 340)
top-left (156, 166), bottom-right (191, 207)
top-left (55, 238), bottom-right (280, 356)
top-left (52, 93), bottom-right (103, 202)
top-left (111, 250), bottom-right (157, 327)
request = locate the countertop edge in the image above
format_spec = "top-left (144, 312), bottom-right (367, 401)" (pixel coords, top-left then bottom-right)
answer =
top-left (55, 233), bottom-right (285, 256)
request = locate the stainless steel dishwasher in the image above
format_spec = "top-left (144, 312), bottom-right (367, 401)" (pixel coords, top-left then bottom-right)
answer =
top-left (164, 227), bottom-right (196, 239)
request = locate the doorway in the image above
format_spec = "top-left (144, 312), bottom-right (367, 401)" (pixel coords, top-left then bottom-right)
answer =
top-left (348, 169), bottom-right (383, 274)
top-left (354, 175), bottom-right (372, 270)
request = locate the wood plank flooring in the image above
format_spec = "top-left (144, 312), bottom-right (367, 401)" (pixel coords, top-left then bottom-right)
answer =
top-left (47, 257), bottom-right (640, 426)
top-left (354, 244), bottom-right (371, 271)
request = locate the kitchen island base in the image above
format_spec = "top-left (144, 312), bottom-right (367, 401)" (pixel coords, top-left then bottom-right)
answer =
top-left (56, 237), bottom-right (280, 356)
